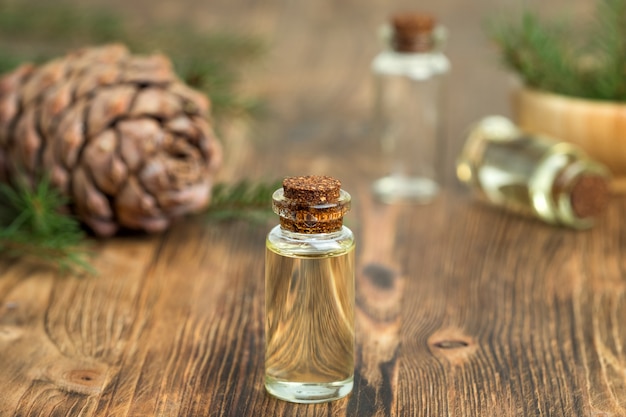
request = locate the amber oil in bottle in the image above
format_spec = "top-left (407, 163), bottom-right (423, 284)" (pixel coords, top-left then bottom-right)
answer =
top-left (265, 176), bottom-right (355, 403)
top-left (456, 116), bottom-right (611, 229)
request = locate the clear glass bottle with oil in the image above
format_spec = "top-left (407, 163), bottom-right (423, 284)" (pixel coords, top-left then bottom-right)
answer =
top-left (456, 116), bottom-right (611, 229)
top-left (371, 12), bottom-right (450, 203)
top-left (265, 175), bottom-right (355, 403)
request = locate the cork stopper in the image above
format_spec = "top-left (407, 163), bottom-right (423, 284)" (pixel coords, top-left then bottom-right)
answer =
top-left (390, 12), bottom-right (436, 53)
top-left (273, 175), bottom-right (350, 233)
top-left (569, 175), bottom-right (610, 219)
top-left (553, 160), bottom-right (611, 225)
top-left (282, 176), bottom-right (341, 205)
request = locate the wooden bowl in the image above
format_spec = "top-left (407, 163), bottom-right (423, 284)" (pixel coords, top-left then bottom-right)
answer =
top-left (513, 88), bottom-right (626, 192)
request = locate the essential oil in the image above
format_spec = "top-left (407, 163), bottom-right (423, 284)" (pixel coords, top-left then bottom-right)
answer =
top-left (265, 176), bottom-right (355, 403)
top-left (456, 116), bottom-right (611, 229)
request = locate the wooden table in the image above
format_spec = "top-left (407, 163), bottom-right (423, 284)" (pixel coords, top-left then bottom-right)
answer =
top-left (2, 0), bottom-right (625, 415)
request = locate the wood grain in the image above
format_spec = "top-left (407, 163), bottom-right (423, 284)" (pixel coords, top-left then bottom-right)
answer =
top-left (2, 0), bottom-right (626, 416)
top-left (395, 194), bottom-right (626, 417)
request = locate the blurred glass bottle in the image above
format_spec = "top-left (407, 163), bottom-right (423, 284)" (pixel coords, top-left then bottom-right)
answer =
top-left (371, 12), bottom-right (450, 203)
top-left (456, 116), bottom-right (611, 229)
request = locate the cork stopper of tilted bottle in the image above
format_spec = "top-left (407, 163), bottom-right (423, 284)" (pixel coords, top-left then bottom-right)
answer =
top-left (552, 164), bottom-right (611, 226)
top-left (272, 175), bottom-right (351, 233)
top-left (390, 12), bottom-right (437, 53)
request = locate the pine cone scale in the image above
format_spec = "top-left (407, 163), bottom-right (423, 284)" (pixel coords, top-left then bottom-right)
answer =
top-left (156, 183), bottom-right (211, 215)
top-left (131, 88), bottom-right (181, 119)
top-left (170, 83), bottom-right (210, 114)
top-left (84, 130), bottom-right (128, 195)
top-left (87, 85), bottom-right (136, 137)
top-left (73, 166), bottom-right (113, 220)
top-left (116, 177), bottom-right (168, 232)
top-left (12, 108), bottom-right (41, 173)
top-left (122, 55), bottom-right (175, 85)
top-left (165, 116), bottom-right (198, 138)
top-left (0, 65), bottom-right (34, 147)
top-left (55, 100), bottom-right (87, 169)
top-left (21, 59), bottom-right (67, 106)
top-left (118, 119), bottom-right (163, 172)
top-left (74, 66), bottom-right (122, 99)
top-left (193, 116), bottom-right (222, 167)
top-left (41, 81), bottom-right (73, 138)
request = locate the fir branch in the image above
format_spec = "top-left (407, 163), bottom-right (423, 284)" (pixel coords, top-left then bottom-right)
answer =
top-left (488, 0), bottom-right (626, 101)
top-left (0, 178), bottom-right (279, 271)
top-left (587, 0), bottom-right (626, 99)
top-left (0, 178), bottom-right (93, 275)
top-left (0, 0), bottom-right (264, 117)
top-left (205, 179), bottom-right (282, 223)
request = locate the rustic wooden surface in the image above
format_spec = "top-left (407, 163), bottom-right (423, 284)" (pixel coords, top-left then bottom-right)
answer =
top-left (2, 0), bottom-right (625, 416)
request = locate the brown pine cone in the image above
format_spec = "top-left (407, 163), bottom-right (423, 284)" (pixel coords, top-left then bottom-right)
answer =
top-left (0, 44), bottom-right (222, 236)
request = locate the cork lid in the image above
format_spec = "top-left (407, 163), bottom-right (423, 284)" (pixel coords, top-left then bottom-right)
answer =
top-left (273, 175), bottom-right (351, 233)
top-left (390, 12), bottom-right (437, 53)
top-left (553, 160), bottom-right (611, 227)
top-left (569, 175), bottom-right (610, 219)
top-left (282, 175), bottom-right (341, 205)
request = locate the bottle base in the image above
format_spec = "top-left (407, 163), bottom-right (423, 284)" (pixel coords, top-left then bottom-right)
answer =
top-left (264, 375), bottom-right (353, 403)
top-left (372, 175), bottom-right (439, 204)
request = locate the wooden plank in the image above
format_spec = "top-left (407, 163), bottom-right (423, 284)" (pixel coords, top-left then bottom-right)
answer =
top-left (397, 193), bottom-right (626, 416)
top-left (2, 163), bottom-right (626, 416)
top-left (0, 238), bottom-right (162, 416)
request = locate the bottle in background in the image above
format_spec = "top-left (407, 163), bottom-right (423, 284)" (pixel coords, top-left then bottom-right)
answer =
top-left (457, 116), bottom-right (611, 229)
top-left (371, 12), bottom-right (450, 204)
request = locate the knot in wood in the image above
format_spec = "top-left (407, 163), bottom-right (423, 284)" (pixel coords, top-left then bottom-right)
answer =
top-left (67, 369), bottom-right (102, 386)
top-left (356, 263), bottom-right (404, 323)
top-left (43, 361), bottom-right (109, 395)
top-left (428, 328), bottom-right (477, 365)
top-left (432, 340), bottom-right (469, 349)
top-left (363, 263), bottom-right (397, 290)
top-left (0, 325), bottom-right (23, 342)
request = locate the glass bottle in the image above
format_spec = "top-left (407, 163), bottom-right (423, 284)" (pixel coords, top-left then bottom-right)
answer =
top-left (456, 116), bottom-right (611, 229)
top-left (265, 175), bottom-right (355, 403)
top-left (371, 12), bottom-right (450, 204)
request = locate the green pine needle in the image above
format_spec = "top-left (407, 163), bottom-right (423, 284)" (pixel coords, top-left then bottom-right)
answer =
top-left (488, 0), bottom-right (626, 101)
top-left (0, 0), bottom-right (265, 117)
top-left (205, 180), bottom-right (282, 223)
top-left (0, 178), bottom-right (94, 275)
top-left (0, 178), bottom-right (281, 273)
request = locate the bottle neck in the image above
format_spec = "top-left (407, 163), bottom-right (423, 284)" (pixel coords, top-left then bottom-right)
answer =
top-left (390, 29), bottom-right (435, 53)
top-left (272, 187), bottom-right (351, 234)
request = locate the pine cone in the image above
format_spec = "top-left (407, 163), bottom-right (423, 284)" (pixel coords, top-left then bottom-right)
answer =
top-left (0, 44), bottom-right (222, 236)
